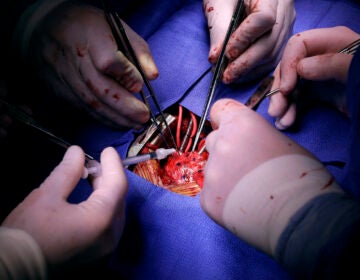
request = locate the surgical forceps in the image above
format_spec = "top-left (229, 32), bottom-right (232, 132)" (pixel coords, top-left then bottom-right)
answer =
top-left (101, 0), bottom-right (177, 150)
top-left (192, 0), bottom-right (246, 151)
top-left (245, 37), bottom-right (360, 110)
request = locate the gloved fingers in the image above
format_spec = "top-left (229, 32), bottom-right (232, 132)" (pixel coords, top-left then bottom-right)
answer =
top-left (89, 147), bottom-right (128, 209)
top-left (88, 16), bottom-right (158, 82)
top-left (223, 29), bottom-right (282, 83)
top-left (39, 63), bottom-right (109, 125)
top-left (203, 98), bottom-right (311, 222)
top-left (120, 20), bottom-right (159, 80)
top-left (203, 0), bottom-right (236, 64)
top-left (77, 54), bottom-right (150, 125)
top-left (87, 23), bottom-right (144, 93)
top-left (223, 1), bottom-right (294, 83)
top-left (274, 103), bottom-right (297, 130)
top-left (40, 43), bottom-right (83, 104)
top-left (44, 59), bottom-right (148, 129)
top-left (76, 158), bottom-right (127, 264)
top-left (297, 54), bottom-right (353, 84)
top-left (267, 80), bottom-right (299, 131)
top-left (268, 65), bottom-right (293, 122)
top-left (268, 89), bottom-right (291, 118)
top-left (289, 26), bottom-right (360, 57)
top-left (93, 49), bottom-right (144, 93)
top-left (45, 49), bottom-right (150, 129)
top-left (225, 0), bottom-right (278, 59)
top-left (209, 98), bottom-right (246, 129)
top-left (209, 98), bottom-right (309, 160)
top-left (83, 147), bottom-right (128, 253)
top-left (279, 26), bottom-right (359, 93)
top-left (39, 146), bottom-right (85, 198)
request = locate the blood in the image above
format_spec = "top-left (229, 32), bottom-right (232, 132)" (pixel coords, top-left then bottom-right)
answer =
top-left (85, 79), bottom-right (100, 94)
top-left (76, 46), bottom-right (86, 57)
top-left (321, 177), bottom-right (335, 190)
top-left (112, 94), bottom-right (120, 101)
top-left (131, 104), bottom-right (212, 196)
top-left (160, 151), bottom-right (209, 187)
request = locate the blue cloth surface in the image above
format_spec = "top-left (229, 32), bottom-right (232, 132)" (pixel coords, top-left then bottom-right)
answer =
top-left (68, 0), bottom-right (360, 279)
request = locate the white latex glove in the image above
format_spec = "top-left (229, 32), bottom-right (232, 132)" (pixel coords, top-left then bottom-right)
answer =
top-left (200, 98), bottom-right (343, 256)
top-left (268, 26), bottom-right (359, 130)
top-left (2, 146), bottom-right (128, 268)
top-left (203, 0), bottom-right (295, 83)
top-left (21, 1), bottom-right (159, 129)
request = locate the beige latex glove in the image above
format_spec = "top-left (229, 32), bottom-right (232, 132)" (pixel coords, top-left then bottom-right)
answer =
top-left (268, 26), bottom-right (359, 130)
top-left (203, 0), bottom-right (295, 83)
top-left (200, 98), bottom-right (343, 256)
top-left (2, 146), bottom-right (128, 268)
top-left (20, 1), bottom-right (159, 129)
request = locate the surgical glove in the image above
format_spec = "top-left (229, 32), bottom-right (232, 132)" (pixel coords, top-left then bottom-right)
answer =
top-left (203, 0), bottom-right (295, 83)
top-left (268, 26), bottom-right (358, 130)
top-left (19, 1), bottom-right (159, 129)
top-left (2, 146), bottom-right (128, 268)
top-left (201, 98), bottom-right (343, 256)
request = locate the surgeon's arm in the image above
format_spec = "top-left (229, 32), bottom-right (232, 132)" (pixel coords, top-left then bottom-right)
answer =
top-left (201, 98), bottom-right (360, 279)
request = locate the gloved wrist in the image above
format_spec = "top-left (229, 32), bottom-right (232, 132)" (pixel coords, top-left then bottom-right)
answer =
top-left (0, 227), bottom-right (47, 279)
top-left (13, 0), bottom-right (70, 61)
top-left (275, 192), bottom-right (360, 279)
top-left (222, 154), bottom-right (343, 256)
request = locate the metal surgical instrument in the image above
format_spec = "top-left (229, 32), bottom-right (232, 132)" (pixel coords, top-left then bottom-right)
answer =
top-left (82, 148), bottom-right (176, 178)
top-left (122, 148), bottom-right (176, 166)
top-left (101, 0), bottom-right (177, 150)
top-left (0, 98), bottom-right (96, 160)
top-left (247, 37), bottom-right (360, 109)
top-left (0, 98), bottom-right (175, 178)
top-left (192, 0), bottom-right (246, 151)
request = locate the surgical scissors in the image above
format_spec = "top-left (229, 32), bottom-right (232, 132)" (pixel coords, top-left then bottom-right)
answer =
top-left (192, 0), bottom-right (246, 151)
top-left (101, 0), bottom-right (177, 150)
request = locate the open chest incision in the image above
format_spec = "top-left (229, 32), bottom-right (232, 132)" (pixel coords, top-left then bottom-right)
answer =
top-left (127, 104), bottom-right (212, 197)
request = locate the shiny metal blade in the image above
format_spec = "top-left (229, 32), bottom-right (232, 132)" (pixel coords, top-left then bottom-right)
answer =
top-left (0, 98), bottom-right (95, 160)
top-left (192, 0), bottom-right (246, 151)
top-left (102, 0), bottom-right (177, 149)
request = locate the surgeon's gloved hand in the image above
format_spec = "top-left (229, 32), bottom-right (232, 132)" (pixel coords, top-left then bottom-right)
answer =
top-left (268, 26), bottom-right (359, 130)
top-left (2, 146), bottom-right (128, 268)
top-left (203, 0), bottom-right (295, 83)
top-left (19, 1), bottom-right (159, 129)
top-left (200, 98), bottom-right (343, 256)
